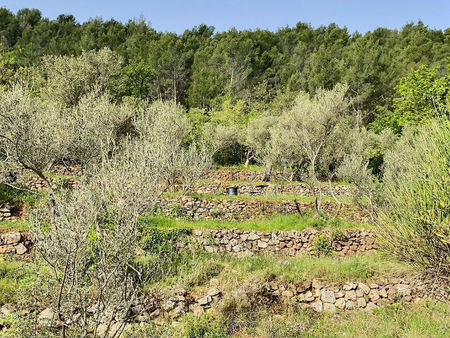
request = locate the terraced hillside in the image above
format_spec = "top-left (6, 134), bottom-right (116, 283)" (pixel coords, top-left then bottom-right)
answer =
top-left (0, 167), bottom-right (449, 337)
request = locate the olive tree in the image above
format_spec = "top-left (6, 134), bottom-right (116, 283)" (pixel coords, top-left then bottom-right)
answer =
top-left (0, 84), bottom-right (63, 196)
top-left (337, 127), bottom-right (396, 220)
top-left (39, 48), bottom-right (122, 108)
top-left (243, 114), bottom-right (276, 181)
top-left (0, 84), bottom-right (132, 200)
top-left (273, 83), bottom-right (350, 217)
top-left (30, 100), bottom-right (211, 337)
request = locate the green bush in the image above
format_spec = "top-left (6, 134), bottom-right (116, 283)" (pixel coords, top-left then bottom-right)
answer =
top-left (331, 228), bottom-right (347, 242)
top-left (137, 226), bottom-right (192, 282)
top-left (378, 117), bottom-right (449, 277)
top-left (312, 233), bottom-right (332, 256)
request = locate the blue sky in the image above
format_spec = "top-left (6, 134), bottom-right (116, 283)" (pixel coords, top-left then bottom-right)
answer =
top-left (1, 0), bottom-right (449, 33)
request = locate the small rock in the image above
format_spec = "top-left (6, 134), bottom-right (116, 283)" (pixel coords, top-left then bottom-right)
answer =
top-left (248, 232), bottom-right (260, 241)
top-left (335, 291), bottom-right (345, 298)
top-left (357, 297), bottom-right (367, 308)
top-left (38, 307), bottom-right (55, 326)
top-left (321, 289), bottom-right (336, 304)
top-left (311, 300), bottom-right (323, 313)
top-left (15, 243), bottom-right (28, 255)
top-left (1, 304), bottom-right (14, 316)
top-left (257, 240), bottom-right (268, 248)
top-left (365, 302), bottom-right (377, 311)
top-left (304, 290), bottom-right (314, 302)
top-left (208, 288), bottom-right (221, 297)
top-left (163, 300), bottom-right (176, 311)
top-left (343, 282), bottom-right (357, 291)
top-left (312, 280), bottom-right (323, 290)
top-left (396, 284), bottom-right (411, 297)
top-left (378, 288), bottom-right (388, 298)
top-left (197, 295), bottom-right (212, 305)
top-left (345, 290), bottom-right (357, 300)
top-left (296, 281), bottom-right (311, 293)
top-left (282, 290), bottom-right (294, 298)
top-left (345, 300), bottom-right (355, 310)
top-left (358, 283), bottom-right (370, 295)
top-left (170, 305), bottom-right (184, 318)
top-left (369, 283), bottom-right (379, 289)
top-left (335, 298), bottom-right (346, 309)
top-left (1, 232), bottom-right (21, 245)
top-left (369, 290), bottom-right (380, 301)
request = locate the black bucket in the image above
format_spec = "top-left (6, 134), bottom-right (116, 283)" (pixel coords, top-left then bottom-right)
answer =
top-left (226, 187), bottom-right (238, 196)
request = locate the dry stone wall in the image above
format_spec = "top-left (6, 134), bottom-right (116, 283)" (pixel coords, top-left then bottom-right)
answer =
top-left (0, 228), bottom-right (376, 259)
top-left (2, 165), bottom-right (81, 190)
top-left (158, 196), bottom-right (370, 223)
top-left (0, 231), bottom-right (31, 256)
top-left (8, 275), bottom-right (444, 331)
top-left (188, 228), bottom-right (376, 256)
top-left (0, 201), bottom-right (24, 222)
top-left (193, 182), bottom-right (354, 198)
top-left (203, 168), bottom-right (285, 182)
top-left (135, 276), bottom-right (432, 325)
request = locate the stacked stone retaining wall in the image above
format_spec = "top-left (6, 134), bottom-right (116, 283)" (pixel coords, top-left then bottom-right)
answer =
top-left (138, 276), bottom-right (435, 324)
top-left (0, 201), bottom-right (24, 221)
top-left (158, 196), bottom-right (369, 223)
top-left (188, 228), bottom-right (376, 256)
top-left (0, 231), bottom-right (31, 256)
top-left (193, 182), bottom-right (354, 198)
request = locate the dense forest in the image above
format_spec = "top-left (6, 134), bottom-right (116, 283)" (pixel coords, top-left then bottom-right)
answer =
top-left (1, 8), bottom-right (449, 126)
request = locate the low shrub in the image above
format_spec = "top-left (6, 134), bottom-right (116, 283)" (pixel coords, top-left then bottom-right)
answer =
top-left (378, 118), bottom-right (450, 278)
top-left (312, 233), bottom-right (332, 256)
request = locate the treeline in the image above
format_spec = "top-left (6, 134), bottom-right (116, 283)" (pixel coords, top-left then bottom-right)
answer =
top-left (1, 8), bottom-right (449, 109)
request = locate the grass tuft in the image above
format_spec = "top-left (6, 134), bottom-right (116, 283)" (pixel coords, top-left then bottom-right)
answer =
top-left (143, 213), bottom-right (369, 232)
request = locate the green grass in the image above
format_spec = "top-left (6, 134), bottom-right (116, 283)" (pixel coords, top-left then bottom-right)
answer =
top-left (144, 214), bottom-right (368, 232)
top-left (148, 250), bottom-right (411, 294)
top-left (0, 220), bottom-right (30, 232)
top-left (198, 177), bottom-right (353, 187)
top-left (162, 191), bottom-right (355, 204)
top-left (0, 259), bottom-right (35, 306)
top-left (307, 302), bottom-right (450, 338)
top-left (180, 252), bottom-right (411, 287)
top-left (138, 251), bottom-right (443, 338)
top-left (0, 184), bottom-right (38, 204)
top-left (216, 164), bottom-right (264, 172)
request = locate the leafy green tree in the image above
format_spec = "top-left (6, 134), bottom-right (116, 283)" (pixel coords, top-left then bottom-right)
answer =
top-left (372, 65), bottom-right (450, 133)
top-left (112, 58), bottom-right (155, 100)
top-left (148, 33), bottom-right (191, 103)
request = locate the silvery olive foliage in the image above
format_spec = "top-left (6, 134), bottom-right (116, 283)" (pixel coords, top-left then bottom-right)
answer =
top-left (243, 114), bottom-right (277, 180)
top-left (40, 48), bottom-right (122, 108)
top-left (0, 50), bottom-right (212, 337)
top-left (336, 126), bottom-right (396, 219)
top-left (270, 83), bottom-right (351, 217)
top-left (0, 84), bottom-right (63, 189)
top-left (29, 100), bottom-right (211, 337)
